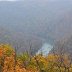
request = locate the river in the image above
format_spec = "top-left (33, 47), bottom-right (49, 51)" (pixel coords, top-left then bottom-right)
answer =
top-left (36, 43), bottom-right (53, 56)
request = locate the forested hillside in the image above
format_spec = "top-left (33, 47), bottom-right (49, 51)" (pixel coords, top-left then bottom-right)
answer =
top-left (0, 0), bottom-right (72, 72)
top-left (0, 1), bottom-right (72, 54)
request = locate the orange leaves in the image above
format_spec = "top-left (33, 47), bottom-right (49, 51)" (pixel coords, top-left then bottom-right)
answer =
top-left (0, 43), bottom-right (72, 72)
top-left (0, 44), bottom-right (39, 72)
top-left (15, 65), bottom-right (26, 72)
top-left (0, 48), bottom-right (3, 57)
top-left (0, 44), bottom-right (14, 57)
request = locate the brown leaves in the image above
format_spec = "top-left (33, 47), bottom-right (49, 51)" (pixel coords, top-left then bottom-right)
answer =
top-left (0, 44), bottom-right (72, 72)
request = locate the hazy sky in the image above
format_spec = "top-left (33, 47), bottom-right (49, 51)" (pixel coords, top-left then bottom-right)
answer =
top-left (0, 0), bottom-right (17, 1)
top-left (0, 0), bottom-right (56, 1)
top-left (0, 0), bottom-right (23, 1)
top-left (0, 0), bottom-right (71, 1)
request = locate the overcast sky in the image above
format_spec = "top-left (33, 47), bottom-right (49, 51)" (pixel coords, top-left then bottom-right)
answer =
top-left (0, 0), bottom-right (54, 1)
top-left (0, 0), bottom-right (23, 1)
top-left (0, 0), bottom-right (16, 1)
top-left (0, 0), bottom-right (71, 1)
top-left (0, 0), bottom-right (63, 1)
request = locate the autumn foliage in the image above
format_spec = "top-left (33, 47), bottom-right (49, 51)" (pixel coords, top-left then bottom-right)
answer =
top-left (0, 44), bottom-right (72, 72)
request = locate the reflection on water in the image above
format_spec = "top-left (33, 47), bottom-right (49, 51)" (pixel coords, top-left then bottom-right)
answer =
top-left (36, 43), bottom-right (53, 56)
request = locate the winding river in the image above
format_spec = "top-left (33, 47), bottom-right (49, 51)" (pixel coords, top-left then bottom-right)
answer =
top-left (36, 43), bottom-right (53, 56)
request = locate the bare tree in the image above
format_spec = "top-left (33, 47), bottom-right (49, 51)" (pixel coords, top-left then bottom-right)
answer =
top-left (13, 40), bottom-right (23, 72)
top-left (51, 40), bottom-right (72, 72)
